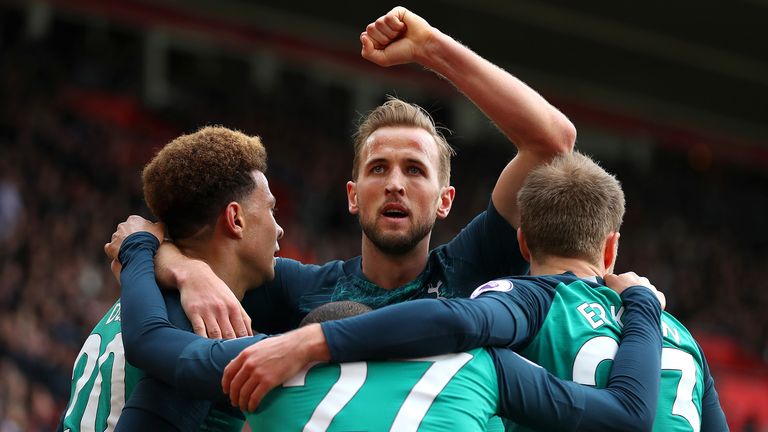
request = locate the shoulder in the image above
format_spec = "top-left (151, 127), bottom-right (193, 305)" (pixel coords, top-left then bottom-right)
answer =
top-left (88, 300), bottom-right (123, 333)
top-left (267, 257), bottom-right (356, 304)
top-left (445, 201), bottom-right (514, 249)
top-left (274, 256), bottom-right (349, 280)
top-left (437, 200), bottom-right (527, 277)
top-left (660, 312), bottom-right (704, 362)
top-left (469, 276), bottom-right (556, 300)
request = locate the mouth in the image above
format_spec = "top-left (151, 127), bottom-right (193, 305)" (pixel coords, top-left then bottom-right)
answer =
top-left (380, 202), bottom-right (409, 219)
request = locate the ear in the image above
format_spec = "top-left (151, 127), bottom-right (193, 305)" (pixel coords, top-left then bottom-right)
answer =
top-left (222, 202), bottom-right (245, 239)
top-left (517, 228), bottom-right (532, 263)
top-left (435, 186), bottom-right (456, 219)
top-left (603, 231), bottom-right (620, 273)
top-left (347, 181), bottom-right (359, 215)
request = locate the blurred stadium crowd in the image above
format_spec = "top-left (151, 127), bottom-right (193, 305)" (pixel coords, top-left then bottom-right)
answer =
top-left (1, 3), bottom-right (767, 431)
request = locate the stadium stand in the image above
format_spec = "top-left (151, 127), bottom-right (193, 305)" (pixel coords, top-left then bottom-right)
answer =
top-left (0, 3), bottom-right (766, 430)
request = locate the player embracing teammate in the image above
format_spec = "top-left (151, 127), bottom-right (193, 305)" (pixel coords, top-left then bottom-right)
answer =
top-left (59, 5), bottom-right (726, 432)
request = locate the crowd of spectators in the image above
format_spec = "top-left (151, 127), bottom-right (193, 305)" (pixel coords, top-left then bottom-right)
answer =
top-left (1, 5), bottom-right (766, 430)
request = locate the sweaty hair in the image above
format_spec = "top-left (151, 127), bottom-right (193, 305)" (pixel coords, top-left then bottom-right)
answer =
top-left (142, 126), bottom-right (267, 240)
top-left (299, 301), bottom-right (373, 327)
top-left (352, 96), bottom-right (455, 186)
top-left (518, 151), bottom-right (625, 265)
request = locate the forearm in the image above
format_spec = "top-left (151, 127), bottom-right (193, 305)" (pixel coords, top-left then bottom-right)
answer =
top-left (119, 233), bottom-right (201, 381)
top-left (155, 241), bottom-right (250, 339)
top-left (418, 30), bottom-right (575, 154)
top-left (321, 296), bottom-right (533, 363)
top-left (119, 233), bottom-right (269, 399)
top-left (578, 286), bottom-right (663, 431)
top-left (495, 287), bottom-right (662, 431)
top-left (154, 241), bottom-right (218, 293)
top-left (418, 30), bottom-right (575, 226)
top-left (155, 241), bottom-right (194, 289)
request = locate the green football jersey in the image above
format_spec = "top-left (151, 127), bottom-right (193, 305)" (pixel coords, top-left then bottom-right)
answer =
top-left (518, 279), bottom-right (705, 432)
top-left (61, 300), bottom-right (244, 432)
top-left (61, 300), bottom-right (142, 432)
top-left (246, 348), bottom-right (500, 431)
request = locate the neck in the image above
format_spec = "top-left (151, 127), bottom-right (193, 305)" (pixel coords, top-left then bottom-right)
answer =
top-left (529, 255), bottom-right (605, 279)
top-left (176, 238), bottom-right (250, 301)
top-left (360, 235), bottom-right (431, 290)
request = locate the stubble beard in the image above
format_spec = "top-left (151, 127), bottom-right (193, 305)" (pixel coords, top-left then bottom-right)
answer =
top-left (359, 215), bottom-right (434, 256)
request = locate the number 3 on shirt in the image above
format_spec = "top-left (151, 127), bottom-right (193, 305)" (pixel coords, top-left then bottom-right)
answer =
top-left (572, 336), bottom-right (701, 431)
top-left (284, 352), bottom-right (473, 432)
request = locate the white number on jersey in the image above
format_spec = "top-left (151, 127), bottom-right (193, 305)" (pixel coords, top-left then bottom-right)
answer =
top-left (284, 352), bottom-right (474, 432)
top-left (63, 333), bottom-right (126, 432)
top-left (572, 336), bottom-right (700, 431)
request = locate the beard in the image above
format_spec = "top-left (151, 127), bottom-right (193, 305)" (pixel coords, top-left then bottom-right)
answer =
top-left (359, 215), bottom-right (434, 256)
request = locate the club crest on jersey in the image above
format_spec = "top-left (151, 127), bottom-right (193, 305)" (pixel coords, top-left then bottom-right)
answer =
top-left (470, 279), bottom-right (514, 299)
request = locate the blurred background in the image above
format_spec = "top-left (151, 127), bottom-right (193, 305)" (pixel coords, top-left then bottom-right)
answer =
top-left (0, 0), bottom-right (766, 430)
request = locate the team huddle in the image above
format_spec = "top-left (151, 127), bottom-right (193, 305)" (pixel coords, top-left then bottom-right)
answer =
top-left (57, 6), bottom-right (727, 432)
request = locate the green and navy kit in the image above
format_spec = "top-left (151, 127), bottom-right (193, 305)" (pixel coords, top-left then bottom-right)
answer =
top-left (248, 349), bottom-right (499, 432)
top-left (116, 232), bottom-right (670, 430)
top-left (242, 201), bottom-right (527, 333)
top-left (322, 274), bottom-right (729, 431)
top-left (57, 294), bottom-right (243, 430)
top-left (517, 278), bottom-right (712, 432)
top-left (58, 300), bottom-right (141, 432)
top-left (115, 200), bottom-right (525, 428)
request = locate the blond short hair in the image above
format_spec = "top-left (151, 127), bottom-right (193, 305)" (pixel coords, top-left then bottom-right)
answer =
top-left (518, 152), bottom-right (625, 264)
top-left (352, 97), bottom-right (455, 186)
top-left (143, 126), bottom-right (267, 239)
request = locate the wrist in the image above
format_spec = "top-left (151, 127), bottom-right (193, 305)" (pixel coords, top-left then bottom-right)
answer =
top-left (621, 285), bottom-right (658, 306)
top-left (173, 259), bottom-right (209, 290)
top-left (416, 27), bottom-right (448, 70)
top-left (300, 324), bottom-right (331, 362)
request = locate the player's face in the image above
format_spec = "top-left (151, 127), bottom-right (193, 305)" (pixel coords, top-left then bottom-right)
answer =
top-left (347, 126), bottom-right (453, 255)
top-left (241, 171), bottom-right (283, 283)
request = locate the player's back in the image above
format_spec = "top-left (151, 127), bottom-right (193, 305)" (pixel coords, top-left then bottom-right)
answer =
top-left (60, 300), bottom-right (141, 432)
top-left (516, 274), bottom-right (707, 432)
top-left (246, 348), bottom-right (499, 432)
top-left (61, 298), bottom-right (245, 432)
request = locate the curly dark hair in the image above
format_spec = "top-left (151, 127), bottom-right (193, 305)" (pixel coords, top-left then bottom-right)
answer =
top-left (142, 126), bottom-right (267, 239)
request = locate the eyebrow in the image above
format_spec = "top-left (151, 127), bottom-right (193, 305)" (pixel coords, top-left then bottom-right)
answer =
top-left (404, 158), bottom-right (428, 167)
top-left (365, 157), bottom-right (429, 167)
top-left (364, 158), bottom-right (389, 167)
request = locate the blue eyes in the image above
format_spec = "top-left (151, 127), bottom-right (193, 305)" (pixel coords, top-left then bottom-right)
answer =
top-left (370, 166), bottom-right (422, 175)
top-left (407, 167), bottom-right (422, 175)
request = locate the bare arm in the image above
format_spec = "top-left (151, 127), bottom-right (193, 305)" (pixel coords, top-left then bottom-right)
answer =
top-left (155, 243), bottom-right (253, 339)
top-left (362, 7), bottom-right (577, 227)
top-left (105, 215), bottom-right (252, 339)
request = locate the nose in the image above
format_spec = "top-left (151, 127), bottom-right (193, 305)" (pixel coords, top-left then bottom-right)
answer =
top-left (385, 170), bottom-right (405, 195)
top-left (276, 223), bottom-right (285, 241)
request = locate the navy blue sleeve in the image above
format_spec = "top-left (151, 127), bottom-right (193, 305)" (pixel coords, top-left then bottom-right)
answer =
top-left (321, 280), bottom-right (552, 362)
top-left (118, 232), bottom-right (268, 399)
top-left (116, 407), bottom-right (180, 431)
top-left (494, 286), bottom-right (663, 431)
top-left (697, 345), bottom-right (729, 431)
top-left (442, 201), bottom-right (529, 296)
top-left (116, 377), bottom-right (207, 432)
